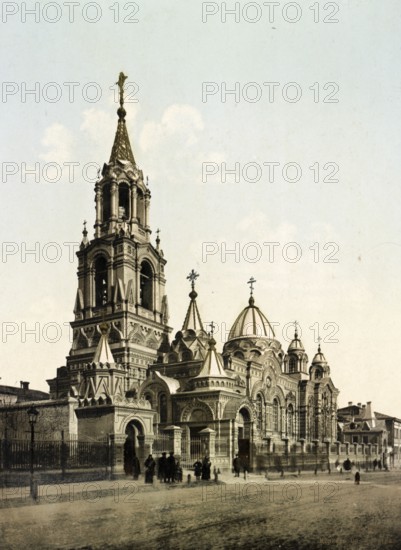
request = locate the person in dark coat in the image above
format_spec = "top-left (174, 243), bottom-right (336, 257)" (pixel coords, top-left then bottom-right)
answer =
top-left (158, 452), bottom-right (167, 482)
top-left (166, 451), bottom-right (176, 483)
top-left (132, 452), bottom-right (140, 480)
top-left (233, 454), bottom-right (241, 477)
top-left (201, 456), bottom-right (211, 480)
top-left (354, 471), bottom-right (360, 485)
top-left (144, 454), bottom-right (156, 483)
top-left (193, 459), bottom-right (202, 481)
top-left (373, 458), bottom-right (377, 471)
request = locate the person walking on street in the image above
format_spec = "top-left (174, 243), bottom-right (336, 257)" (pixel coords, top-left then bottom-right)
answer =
top-left (233, 454), bottom-right (241, 477)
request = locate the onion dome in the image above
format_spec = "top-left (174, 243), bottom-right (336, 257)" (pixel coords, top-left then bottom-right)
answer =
top-left (229, 295), bottom-right (275, 339)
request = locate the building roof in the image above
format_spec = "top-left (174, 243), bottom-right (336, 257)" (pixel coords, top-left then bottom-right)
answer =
top-left (0, 384), bottom-right (49, 403)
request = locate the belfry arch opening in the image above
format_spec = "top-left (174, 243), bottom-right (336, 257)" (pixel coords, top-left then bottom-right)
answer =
top-left (124, 419), bottom-right (145, 474)
top-left (94, 256), bottom-right (108, 307)
top-left (118, 183), bottom-right (130, 220)
top-left (140, 261), bottom-right (153, 310)
top-left (102, 183), bottom-right (111, 222)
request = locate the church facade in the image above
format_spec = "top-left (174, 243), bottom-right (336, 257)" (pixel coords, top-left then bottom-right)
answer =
top-left (2, 74), bottom-right (340, 472)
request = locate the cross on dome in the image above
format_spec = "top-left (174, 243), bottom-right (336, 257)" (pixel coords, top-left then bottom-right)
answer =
top-left (247, 276), bottom-right (256, 295)
top-left (187, 269), bottom-right (199, 290)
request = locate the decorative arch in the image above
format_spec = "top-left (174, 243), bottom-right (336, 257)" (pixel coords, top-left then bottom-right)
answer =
top-left (222, 398), bottom-right (256, 422)
top-left (181, 400), bottom-right (214, 423)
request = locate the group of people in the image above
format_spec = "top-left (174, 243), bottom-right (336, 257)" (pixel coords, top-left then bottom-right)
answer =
top-left (193, 456), bottom-right (212, 481)
top-left (156, 451), bottom-right (183, 483)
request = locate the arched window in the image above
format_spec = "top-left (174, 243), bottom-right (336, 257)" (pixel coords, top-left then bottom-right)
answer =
top-left (94, 256), bottom-right (108, 307)
top-left (159, 393), bottom-right (167, 423)
top-left (289, 356), bottom-right (297, 374)
top-left (273, 398), bottom-right (280, 432)
top-left (256, 394), bottom-right (264, 432)
top-left (118, 183), bottom-right (130, 220)
top-left (102, 183), bottom-right (111, 222)
top-left (288, 404), bottom-right (294, 437)
top-left (140, 261), bottom-right (153, 310)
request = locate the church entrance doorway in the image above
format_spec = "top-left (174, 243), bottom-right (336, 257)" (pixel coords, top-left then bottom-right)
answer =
top-left (124, 420), bottom-right (144, 476)
top-left (237, 408), bottom-right (252, 469)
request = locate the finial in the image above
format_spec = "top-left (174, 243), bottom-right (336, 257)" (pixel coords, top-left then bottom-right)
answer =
top-left (247, 276), bottom-right (256, 305)
top-left (156, 228), bottom-right (161, 250)
top-left (208, 322), bottom-right (216, 348)
top-left (116, 72), bottom-right (128, 120)
top-left (80, 219), bottom-right (89, 248)
top-left (317, 335), bottom-right (322, 353)
top-left (187, 269), bottom-right (199, 300)
top-left (146, 176), bottom-right (149, 188)
top-left (294, 320), bottom-right (299, 339)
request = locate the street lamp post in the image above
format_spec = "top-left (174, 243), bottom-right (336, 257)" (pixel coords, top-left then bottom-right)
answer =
top-left (27, 406), bottom-right (39, 500)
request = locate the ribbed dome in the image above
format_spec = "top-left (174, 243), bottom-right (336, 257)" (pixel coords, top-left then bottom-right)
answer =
top-left (229, 296), bottom-right (275, 339)
top-left (312, 345), bottom-right (327, 365)
top-left (288, 331), bottom-right (305, 352)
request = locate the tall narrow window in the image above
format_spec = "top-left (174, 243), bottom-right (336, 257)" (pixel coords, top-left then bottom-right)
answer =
top-left (288, 404), bottom-right (294, 437)
top-left (140, 261), bottom-right (153, 310)
top-left (289, 356), bottom-right (297, 373)
top-left (256, 394), bottom-right (264, 432)
top-left (273, 398), bottom-right (279, 432)
top-left (95, 256), bottom-right (108, 307)
top-left (159, 393), bottom-right (167, 423)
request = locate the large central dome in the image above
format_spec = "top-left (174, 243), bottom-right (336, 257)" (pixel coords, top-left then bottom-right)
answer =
top-left (228, 296), bottom-right (275, 340)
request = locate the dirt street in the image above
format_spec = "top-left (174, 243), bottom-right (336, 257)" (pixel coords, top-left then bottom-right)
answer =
top-left (1, 471), bottom-right (401, 549)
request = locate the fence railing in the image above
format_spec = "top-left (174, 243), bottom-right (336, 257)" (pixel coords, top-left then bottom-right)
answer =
top-left (0, 437), bottom-right (110, 472)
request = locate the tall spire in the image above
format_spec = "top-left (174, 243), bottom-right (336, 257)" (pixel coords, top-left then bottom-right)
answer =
top-left (182, 269), bottom-right (203, 332)
top-left (109, 72), bottom-right (136, 165)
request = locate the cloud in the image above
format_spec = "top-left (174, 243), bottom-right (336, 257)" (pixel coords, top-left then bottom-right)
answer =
top-left (140, 104), bottom-right (204, 153)
top-left (39, 123), bottom-right (74, 164)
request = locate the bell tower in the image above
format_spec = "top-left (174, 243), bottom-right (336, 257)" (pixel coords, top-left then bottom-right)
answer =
top-left (48, 72), bottom-right (171, 400)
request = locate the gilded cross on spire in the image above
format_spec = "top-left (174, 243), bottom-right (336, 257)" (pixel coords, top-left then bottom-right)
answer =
top-left (317, 335), bottom-right (322, 352)
top-left (294, 320), bottom-right (299, 337)
top-left (116, 72), bottom-right (128, 108)
top-left (247, 276), bottom-right (256, 295)
top-left (187, 269), bottom-right (199, 290)
top-left (209, 321), bottom-right (215, 336)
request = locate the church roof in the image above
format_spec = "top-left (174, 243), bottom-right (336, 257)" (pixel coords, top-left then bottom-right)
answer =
top-left (195, 338), bottom-right (227, 379)
top-left (92, 324), bottom-right (115, 364)
top-left (109, 72), bottom-right (136, 165)
top-left (229, 296), bottom-right (275, 339)
top-left (182, 289), bottom-right (203, 332)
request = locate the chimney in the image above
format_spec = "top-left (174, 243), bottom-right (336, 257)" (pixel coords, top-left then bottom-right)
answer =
top-left (348, 402), bottom-right (353, 406)
top-left (20, 381), bottom-right (30, 391)
top-left (362, 404), bottom-right (366, 409)
top-left (357, 403), bottom-right (362, 408)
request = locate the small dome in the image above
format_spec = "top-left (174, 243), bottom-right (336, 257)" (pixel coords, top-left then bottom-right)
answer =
top-left (288, 330), bottom-right (305, 352)
top-left (312, 345), bottom-right (327, 365)
top-left (229, 296), bottom-right (275, 340)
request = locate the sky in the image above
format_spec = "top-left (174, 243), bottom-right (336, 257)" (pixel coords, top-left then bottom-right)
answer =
top-left (1, 0), bottom-right (401, 414)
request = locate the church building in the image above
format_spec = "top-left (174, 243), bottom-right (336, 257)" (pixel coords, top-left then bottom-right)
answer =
top-left (2, 74), bottom-right (340, 472)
